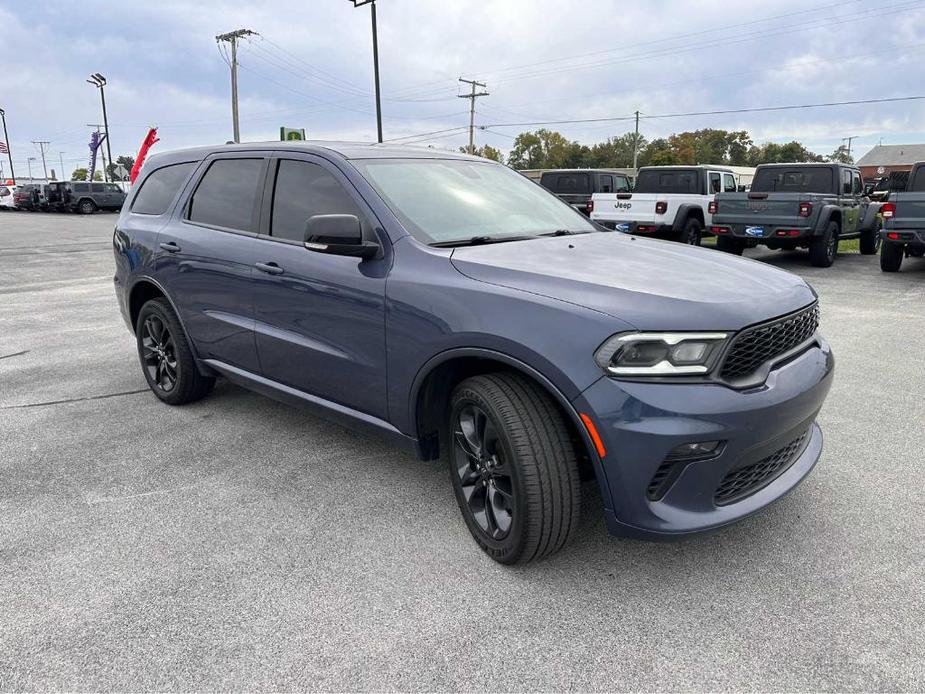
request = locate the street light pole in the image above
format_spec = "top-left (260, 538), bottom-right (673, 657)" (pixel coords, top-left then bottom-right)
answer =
top-left (27, 157), bottom-right (35, 180)
top-left (87, 74), bottom-right (113, 181)
top-left (347, 0), bottom-right (383, 143)
top-left (0, 107), bottom-right (15, 183)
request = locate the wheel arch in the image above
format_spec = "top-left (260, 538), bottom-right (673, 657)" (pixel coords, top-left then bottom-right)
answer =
top-left (409, 348), bottom-right (606, 490)
top-left (818, 206), bottom-right (842, 234)
top-left (128, 276), bottom-right (209, 371)
top-left (672, 203), bottom-right (704, 231)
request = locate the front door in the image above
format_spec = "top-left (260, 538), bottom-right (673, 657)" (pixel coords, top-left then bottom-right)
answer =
top-left (156, 154), bottom-right (268, 374)
top-left (251, 156), bottom-right (389, 420)
top-left (840, 168), bottom-right (861, 234)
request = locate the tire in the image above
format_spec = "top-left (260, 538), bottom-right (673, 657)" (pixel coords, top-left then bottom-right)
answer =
top-left (678, 217), bottom-right (702, 246)
top-left (880, 241), bottom-right (904, 272)
top-left (447, 372), bottom-right (581, 564)
top-left (136, 298), bottom-right (215, 405)
top-left (716, 235), bottom-right (744, 255)
top-left (860, 220), bottom-right (881, 255)
top-left (78, 199), bottom-right (96, 215)
top-left (809, 221), bottom-right (839, 267)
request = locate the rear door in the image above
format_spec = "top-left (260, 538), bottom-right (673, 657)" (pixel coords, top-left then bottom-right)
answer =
top-left (157, 153), bottom-right (268, 373)
top-left (840, 168), bottom-right (861, 234)
top-left (251, 154), bottom-right (389, 419)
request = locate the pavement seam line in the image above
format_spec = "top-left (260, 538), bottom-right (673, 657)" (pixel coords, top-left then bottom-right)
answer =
top-left (2, 388), bottom-right (149, 409)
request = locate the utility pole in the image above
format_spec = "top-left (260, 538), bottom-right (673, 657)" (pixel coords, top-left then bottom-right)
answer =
top-left (216, 29), bottom-right (256, 143)
top-left (346, 1), bottom-right (383, 143)
top-left (0, 107), bottom-right (14, 183)
top-left (32, 141), bottom-right (49, 180)
top-left (27, 157), bottom-right (35, 180)
top-left (59, 152), bottom-right (66, 180)
top-left (842, 135), bottom-right (859, 161)
top-left (633, 110), bottom-right (640, 173)
top-left (458, 78), bottom-right (489, 154)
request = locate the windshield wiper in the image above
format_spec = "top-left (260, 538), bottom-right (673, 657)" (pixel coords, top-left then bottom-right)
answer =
top-left (429, 235), bottom-right (536, 248)
top-left (539, 229), bottom-right (591, 237)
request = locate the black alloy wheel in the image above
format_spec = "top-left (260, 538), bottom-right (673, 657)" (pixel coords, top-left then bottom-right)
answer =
top-left (452, 403), bottom-right (516, 541)
top-left (79, 199), bottom-right (95, 214)
top-left (141, 314), bottom-right (178, 393)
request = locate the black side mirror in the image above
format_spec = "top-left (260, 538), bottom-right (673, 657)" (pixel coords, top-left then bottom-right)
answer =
top-left (303, 214), bottom-right (379, 260)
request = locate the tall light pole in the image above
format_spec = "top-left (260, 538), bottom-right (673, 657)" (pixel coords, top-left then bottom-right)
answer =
top-left (0, 107), bottom-right (15, 183)
top-left (347, 0), bottom-right (383, 143)
top-left (87, 74), bottom-right (113, 181)
top-left (59, 152), bottom-right (66, 181)
top-left (27, 156), bottom-right (36, 180)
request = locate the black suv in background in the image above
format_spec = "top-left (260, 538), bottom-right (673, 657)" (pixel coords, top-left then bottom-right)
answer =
top-left (539, 169), bottom-right (632, 216)
top-left (47, 181), bottom-right (127, 213)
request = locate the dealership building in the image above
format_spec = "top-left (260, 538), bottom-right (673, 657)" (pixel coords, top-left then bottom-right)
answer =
top-left (856, 143), bottom-right (925, 181)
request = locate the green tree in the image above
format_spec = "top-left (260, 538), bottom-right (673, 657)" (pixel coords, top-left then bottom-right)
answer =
top-left (588, 133), bottom-right (646, 168)
top-left (826, 144), bottom-right (854, 164)
top-left (507, 129), bottom-right (583, 169)
top-left (71, 167), bottom-right (88, 181)
top-left (639, 138), bottom-right (679, 166)
top-left (459, 144), bottom-right (503, 162)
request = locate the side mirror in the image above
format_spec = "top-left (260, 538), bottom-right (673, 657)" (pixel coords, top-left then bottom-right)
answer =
top-left (303, 214), bottom-right (379, 260)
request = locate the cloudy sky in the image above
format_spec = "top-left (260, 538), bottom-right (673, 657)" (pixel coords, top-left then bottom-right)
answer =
top-left (1, 0), bottom-right (924, 178)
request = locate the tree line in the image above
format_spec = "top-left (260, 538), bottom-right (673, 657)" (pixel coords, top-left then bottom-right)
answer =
top-left (71, 155), bottom-right (136, 182)
top-left (462, 128), bottom-right (854, 170)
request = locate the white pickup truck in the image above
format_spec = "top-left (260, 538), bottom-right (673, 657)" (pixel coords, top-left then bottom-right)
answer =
top-left (590, 165), bottom-right (739, 245)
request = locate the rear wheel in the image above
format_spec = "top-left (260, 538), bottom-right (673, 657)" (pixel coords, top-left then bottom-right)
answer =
top-left (447, 372), bottom-right (581, 564)
top-left (678, 217), bottom-right (702, 246)
top-left (859, 220), bottom-right (881, 255)
top-left (716, 235), bottom-right (744, 255)
top-left (809, 221), bottom-right (839, 267)
top-left (880, 241), bottom-right (904, 272)
top-left (136, 298), bottom-right (215, 405)
top-left (78, 199), bottom-right (96, 215)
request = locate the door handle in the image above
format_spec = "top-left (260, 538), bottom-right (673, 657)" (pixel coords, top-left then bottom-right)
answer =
top-left (256, 261), bottom-right (284, 276)
top-left (159, 241), bottom-right (181, 253)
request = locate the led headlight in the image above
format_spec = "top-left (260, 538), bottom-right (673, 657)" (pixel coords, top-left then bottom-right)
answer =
top-left (595, 332), bottom-right (730, 376)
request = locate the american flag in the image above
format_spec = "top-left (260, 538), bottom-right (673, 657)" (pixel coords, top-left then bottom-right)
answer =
top-left (0, 142), bottom-right (9, 154)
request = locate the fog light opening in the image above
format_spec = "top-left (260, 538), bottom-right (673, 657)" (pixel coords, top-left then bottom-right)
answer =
top-left (666, 440), bottom-right (723, 462)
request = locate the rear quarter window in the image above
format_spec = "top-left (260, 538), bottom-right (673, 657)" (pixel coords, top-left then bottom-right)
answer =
top-left (752, 167), bottom-right (834, 194)
top-left (73, 183), bottom-right (89, 193)
top-left (635, 169), bottom-right (700, 194)
top-left (540, 173), bottom-right (590, 195)
top-left (131, 162), bottom-right (197, 215)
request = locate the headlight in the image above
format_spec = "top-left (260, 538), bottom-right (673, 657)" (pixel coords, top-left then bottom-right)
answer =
top-left (594, 332), bottom-right (730, 376)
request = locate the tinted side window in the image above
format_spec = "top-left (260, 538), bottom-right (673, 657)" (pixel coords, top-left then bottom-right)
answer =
top-left (852, 172), bottom-right (862, 195)
top-left (635, 169), bottom-right (700, 194)
top-left (132, 162), bottom-right (197, 215)
top-left (841, 169), bottom-right (852, 194)
top-left (270, 160), bottom-right (364, 242)
top-left (599, 175), bottom-right (613, 193)
top-left (752, 168), bottom-right (834, 193)
top-left (723, 174), bottom-right (737, 192)
top-left (616, 175), bottom-right (631, 192)
top-left (90, 183), bottom-right (103, 193)
top-left (73, 183), bottom-right (89, 193)
top-left (709, 172), bottom-right (722, 193)
top-left (911, 167), bottom-right (925, 192)
top-left (188, 158), bottom-right (264, 232)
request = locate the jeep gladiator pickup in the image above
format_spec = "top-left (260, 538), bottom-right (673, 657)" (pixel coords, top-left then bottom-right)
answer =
top-left (710, 163), bottom-right (882, 267)
top-left (590, 165), bottom-right (738, 245)
top-left (880, 161), bottom-right (925, 272)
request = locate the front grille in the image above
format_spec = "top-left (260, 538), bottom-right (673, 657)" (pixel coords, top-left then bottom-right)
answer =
top-left (720, 304), bottom-right (819, 381)
top-left (714, 431), bottom-right (808, 506)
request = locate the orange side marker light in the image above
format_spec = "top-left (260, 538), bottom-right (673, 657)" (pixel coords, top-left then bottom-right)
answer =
top-left (580, 413), bottom-right (607, 459)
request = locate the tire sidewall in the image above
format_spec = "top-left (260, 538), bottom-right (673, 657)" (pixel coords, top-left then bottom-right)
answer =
top-left (79, 199), bottom-right (95, 214)
top-left (682, 218), bottom-right (702, 246)
top-left (447, 385), bottom-right (527, 562)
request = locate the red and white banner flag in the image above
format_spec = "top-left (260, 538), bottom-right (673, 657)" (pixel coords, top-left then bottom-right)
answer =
top-left (0, 142), bottom-right (9, 154)
top-left (130, 128), bottom-right (159, 184)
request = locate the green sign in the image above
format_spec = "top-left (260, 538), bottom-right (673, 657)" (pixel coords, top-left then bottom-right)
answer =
top-left (280, 127), bottom-right (306, 141)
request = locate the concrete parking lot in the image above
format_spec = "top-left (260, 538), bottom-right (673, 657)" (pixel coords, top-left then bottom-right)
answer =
top-left (1, 211), bottom-right (923, 691)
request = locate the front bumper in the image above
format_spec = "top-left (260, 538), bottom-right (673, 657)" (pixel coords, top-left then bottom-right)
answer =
top-left (574, 337), bottom-right (834, 539)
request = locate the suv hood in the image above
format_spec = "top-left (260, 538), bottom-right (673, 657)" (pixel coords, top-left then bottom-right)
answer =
top-left (450, 233), bottom-right (815, 331)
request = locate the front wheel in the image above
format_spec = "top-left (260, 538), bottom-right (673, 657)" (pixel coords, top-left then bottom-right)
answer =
top-left (859, 220), bottom-right (881, 255)
top-left (880, 241), bottom-right (904, 272)
top-left (136, 298), bottom-right (215, 405)
top-left (447, 372), bottom-right (581, 564)
top-left (716, 235), bottom-right (744, 255)
top-left (78, 199), bottom-right (96, 215)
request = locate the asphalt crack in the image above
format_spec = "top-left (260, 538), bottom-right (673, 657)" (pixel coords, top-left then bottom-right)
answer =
top-left (2, 388), bottom-right (149, 409)
top-left (0, 350), bottom-right (29, 360)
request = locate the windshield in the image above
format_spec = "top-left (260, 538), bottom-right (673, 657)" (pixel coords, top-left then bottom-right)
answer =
top-left (634, 169), bottom-right (700, 194)
top-left (352, 158), bottom-right (597, 245)
top-left (751, 167), bottom-right (834, 193)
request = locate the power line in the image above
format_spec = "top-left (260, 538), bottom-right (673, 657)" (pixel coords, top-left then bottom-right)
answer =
top-left (381, 125), bottom-right (469, 144)
top-left (480, 95), bottom-right (925, 130)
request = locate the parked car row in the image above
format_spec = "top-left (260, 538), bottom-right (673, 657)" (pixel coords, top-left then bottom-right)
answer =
top-left (0, 181), bottom-right (126, 213)
top-left (590, 161), bottom-right (925, 273)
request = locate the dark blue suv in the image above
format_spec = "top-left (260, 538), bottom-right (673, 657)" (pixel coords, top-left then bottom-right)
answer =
top-left (113, 142), bottom-right (834, 563)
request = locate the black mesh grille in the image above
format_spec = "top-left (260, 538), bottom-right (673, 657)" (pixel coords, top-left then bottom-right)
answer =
top-left (720, 305), bottom-right (819, 381)
top-left (714, 431), bottom-right (808, 506)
